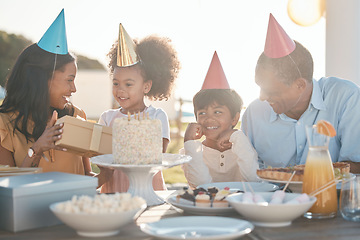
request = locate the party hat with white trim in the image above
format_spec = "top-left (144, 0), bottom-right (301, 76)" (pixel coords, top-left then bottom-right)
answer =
top-left (37, 9), bottom-right (68, 55)
top-left (264, 13), bottom-right (295, 58)
top-left (117, 23), bottom-right (139, 67)
top-left (201, 51), bottom-right (230, 89)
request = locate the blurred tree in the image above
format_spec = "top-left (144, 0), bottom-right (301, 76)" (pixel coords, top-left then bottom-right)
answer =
top-left (0, 31), bottom-right (32, 87)
top-left (76, 55), bottom-right (105, 70)
top-left (0, 31), bottom-right (105, 88)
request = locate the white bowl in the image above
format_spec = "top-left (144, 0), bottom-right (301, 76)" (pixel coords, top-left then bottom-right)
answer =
top-left (50, 201), bottom-right (146, 237)
top-left (227, 192), bottom-right (316, 227)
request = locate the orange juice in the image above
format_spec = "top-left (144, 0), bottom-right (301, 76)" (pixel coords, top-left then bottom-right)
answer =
top-left (303, 146), bottom-right (337, 218)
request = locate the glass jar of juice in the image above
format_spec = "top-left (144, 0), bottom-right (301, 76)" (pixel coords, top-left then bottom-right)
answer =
top-left (302, 124), bottom-right (337, 219)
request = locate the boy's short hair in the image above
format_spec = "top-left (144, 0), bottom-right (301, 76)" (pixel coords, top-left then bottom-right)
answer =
top-left (193, 89), bottom-right (243, 119)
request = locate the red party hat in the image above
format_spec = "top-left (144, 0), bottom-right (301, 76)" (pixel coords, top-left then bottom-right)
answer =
top-left (201, 51), bottom-right (230, 89)
top-left (264, 13), bottom-right (296, 58)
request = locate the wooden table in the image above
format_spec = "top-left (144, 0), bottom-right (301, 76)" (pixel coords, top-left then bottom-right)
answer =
top-left (1, 191), bottom-right (359, 240)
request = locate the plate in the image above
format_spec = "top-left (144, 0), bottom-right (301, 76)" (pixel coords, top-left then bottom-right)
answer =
top-left (259, 175), bottom-right (353, 193)
top-left (91, 153), bottom-right (192, 169)
top-left (0, 167), bottom-right (42, 177)
top-left (198, 182), bottom-right (279, 193)
top-left (259, 177), bottom-right (303, 193)
top-left (140, 216), bottom-right (254, 240)
top-left (258, 178), bottom-right (302, 185)
top-left (0, 167), bottom-right (39, 172)
top-left (167, 196), bottom-right (234, 215)
top-left (167, 182), bottom-right (277, 215)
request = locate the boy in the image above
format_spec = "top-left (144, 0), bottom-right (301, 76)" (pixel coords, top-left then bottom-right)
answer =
top-left (181, 52), bottom-right (259, 188)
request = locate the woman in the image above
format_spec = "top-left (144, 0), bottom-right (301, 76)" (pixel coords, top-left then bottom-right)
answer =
top-left (0, 43), bottom-right (95, 175)
top-left (0, 9), bottom-right (112, 188)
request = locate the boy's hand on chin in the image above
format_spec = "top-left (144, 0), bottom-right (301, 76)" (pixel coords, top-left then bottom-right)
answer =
top-left (217, 129), bottom-right (237, 150)
top-left (184, 123), bottom-right (203, 142)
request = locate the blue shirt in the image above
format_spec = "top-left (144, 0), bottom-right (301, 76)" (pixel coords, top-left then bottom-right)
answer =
top-left (241, 77), bottom-right (360, 168)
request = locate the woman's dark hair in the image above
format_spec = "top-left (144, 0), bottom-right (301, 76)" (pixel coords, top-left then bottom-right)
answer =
top-left (255, 41), bottom-right (314, 85)
top-left (107, 35), bottom-right (180, 100)
top-left (0, 43), bottom-right (76, 141)
top-left (193, 89), bottom-right (243, 119)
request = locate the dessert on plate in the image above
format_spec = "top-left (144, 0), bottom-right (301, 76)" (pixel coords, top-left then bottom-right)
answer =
top-left (195, 191), bottom-right (211, 207)
top-left (175, 186), bottom-right (234, 208)
top-left (256, 162), bottom-right (350, 182)
top-left (212, 187), bottom-right (231, 207)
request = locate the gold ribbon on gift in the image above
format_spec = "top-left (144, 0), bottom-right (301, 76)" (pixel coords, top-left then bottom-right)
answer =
top-left (89, 124), bottom-right (103, 152)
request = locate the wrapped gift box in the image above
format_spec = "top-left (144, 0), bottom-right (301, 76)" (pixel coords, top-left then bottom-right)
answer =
top-left (56, 116), bottom-right (112, 157)
top-left (0, 172), bottom-right (97, 232)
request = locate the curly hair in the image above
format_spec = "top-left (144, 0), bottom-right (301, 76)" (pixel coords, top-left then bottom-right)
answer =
top-left (256, 41), bottom-right (314, 85)
top-left (107, 35), bottom-right (180, 101)
top-left (0, 44), bottom-right (76, 141)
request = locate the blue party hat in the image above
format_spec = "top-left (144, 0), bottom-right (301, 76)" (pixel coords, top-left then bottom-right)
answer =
top-left (37, 9), bottom-right (68, 55)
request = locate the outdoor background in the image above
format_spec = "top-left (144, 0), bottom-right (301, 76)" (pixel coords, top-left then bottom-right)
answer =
top-left (0, 0), bottom-right (326, 185)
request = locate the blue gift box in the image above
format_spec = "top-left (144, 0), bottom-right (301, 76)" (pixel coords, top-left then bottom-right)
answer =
top-left (0, 172), bottom-right (97, 232)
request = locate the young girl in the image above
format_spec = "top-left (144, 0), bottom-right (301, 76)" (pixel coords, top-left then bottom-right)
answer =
top-left (98, 25), bottom-right (180, 193)
top-left (181, 52), bottom-right (259, 188)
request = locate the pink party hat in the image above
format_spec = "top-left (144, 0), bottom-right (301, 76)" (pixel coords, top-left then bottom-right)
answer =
top-left (264, 13), bottom-right (296, 58)
top-left (201, 51), bottom-right (230, 90)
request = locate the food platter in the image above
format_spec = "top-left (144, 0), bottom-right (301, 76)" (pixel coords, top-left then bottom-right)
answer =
top-left (259, 174), bottom-right (354, 193)
top-left (167, 196), bottom-right (234, 215)
top-left (198, 182), bottom-right (279, 193)
top-left (166, 182), bottom-right (278, 215)
top-left (140, 216), bottom-right (254, 240)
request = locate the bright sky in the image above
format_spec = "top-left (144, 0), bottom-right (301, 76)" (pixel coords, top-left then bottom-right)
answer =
top-left (0, 0), bottom-right (325, 106)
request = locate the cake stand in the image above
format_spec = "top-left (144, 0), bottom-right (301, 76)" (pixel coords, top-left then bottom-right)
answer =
top-left (91, 153), bottom-right (192, 206)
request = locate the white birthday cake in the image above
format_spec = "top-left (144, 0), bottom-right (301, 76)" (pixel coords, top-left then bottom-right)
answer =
top-left (112, 117), bottom-right (162, 164)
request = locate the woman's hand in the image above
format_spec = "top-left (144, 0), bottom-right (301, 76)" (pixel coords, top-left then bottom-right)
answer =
top-left (184, 123), bottom-right (203, 142)
top-left (31, 111), bottom-right (67, 155)
top-left (96, 166), bottom-right (114, 188)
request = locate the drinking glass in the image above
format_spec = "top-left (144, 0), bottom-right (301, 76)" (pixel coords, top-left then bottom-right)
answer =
top-left (340, 174), bottom-right (360, 222)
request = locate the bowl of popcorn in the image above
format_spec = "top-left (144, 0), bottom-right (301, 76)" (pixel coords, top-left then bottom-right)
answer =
top-left (226, 191), bottom-right (316, 227)
top-left (49, 193), bottom-right (146, 237)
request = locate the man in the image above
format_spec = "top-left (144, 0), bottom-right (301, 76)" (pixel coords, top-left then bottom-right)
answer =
top-left (241, 14), bottom-right (360, 173)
